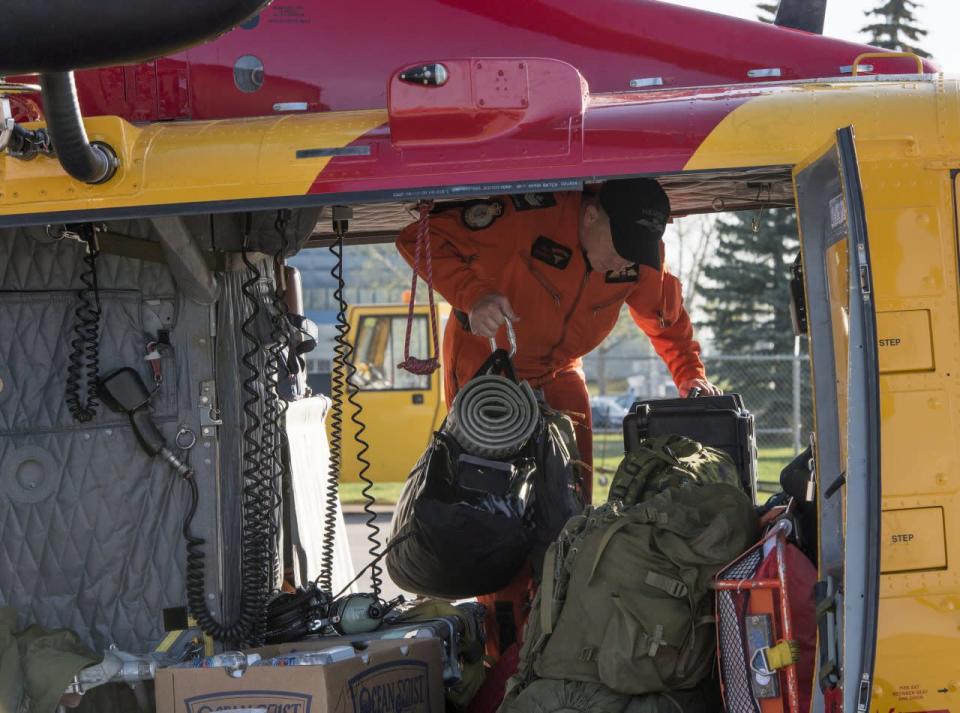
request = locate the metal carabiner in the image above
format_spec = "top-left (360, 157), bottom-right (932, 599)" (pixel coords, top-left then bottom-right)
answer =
top-left (489, 318), bottom-right (517, 358)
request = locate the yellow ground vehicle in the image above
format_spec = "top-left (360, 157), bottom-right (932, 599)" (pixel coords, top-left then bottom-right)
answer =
top-left (331, 303), bottom-right (450, 483)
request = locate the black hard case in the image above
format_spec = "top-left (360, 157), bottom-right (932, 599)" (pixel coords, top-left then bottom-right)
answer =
top-left (622, 394), bottom-right (757, 499)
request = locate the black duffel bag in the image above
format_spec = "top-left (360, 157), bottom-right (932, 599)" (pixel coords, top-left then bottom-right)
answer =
top-left (386, 349), bottom-right (583, 599)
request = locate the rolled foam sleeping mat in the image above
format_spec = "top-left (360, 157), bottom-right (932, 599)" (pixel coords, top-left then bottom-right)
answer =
top-left (445, 374), bottom-right (538, 458)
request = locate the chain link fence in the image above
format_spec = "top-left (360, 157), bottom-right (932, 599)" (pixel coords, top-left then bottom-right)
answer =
top-left (585, 349), bottom-right (812, 493)
top-left (585, 352), bottom-right (811, 448)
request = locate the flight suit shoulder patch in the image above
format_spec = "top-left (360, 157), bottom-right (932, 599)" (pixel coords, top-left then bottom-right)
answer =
top-left (531, 236), bottom-right (572, 269)
top-left (461, 200), bottom-right (505, 231)
top-left (510, 192), bottom-right (557, 211)
top-left (605, 265), bottom-right (640, 283)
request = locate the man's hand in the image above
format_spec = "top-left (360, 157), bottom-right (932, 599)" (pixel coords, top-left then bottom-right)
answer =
top-left (679, 378), bottom-right (722, 398)
top-left (468, 293), bottom-right (519, 338)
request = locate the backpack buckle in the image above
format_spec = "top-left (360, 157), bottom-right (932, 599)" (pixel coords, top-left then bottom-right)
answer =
top-left (645, 571), bottom-right (688, 598)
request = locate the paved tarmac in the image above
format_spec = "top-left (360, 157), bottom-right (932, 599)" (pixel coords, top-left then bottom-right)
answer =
top-left (343, 508), bottom-right (408, 601)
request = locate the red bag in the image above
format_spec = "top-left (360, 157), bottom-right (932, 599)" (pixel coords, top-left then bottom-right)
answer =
top-left (715, 522), bottom-right (817, 713)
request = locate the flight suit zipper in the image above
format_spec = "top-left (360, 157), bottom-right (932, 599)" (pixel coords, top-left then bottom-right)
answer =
top-left (591, 293), bottom-right (626, 318)
top-left (546, 267), bottom-right (591, 362)
top-left (522, 256), bottom-right (563, 305)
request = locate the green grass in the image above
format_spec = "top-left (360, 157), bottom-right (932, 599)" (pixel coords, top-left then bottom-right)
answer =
top-left (340, 437), bottom-right (797, 505)
top-left (341, 482), bottom-right (404, 505)
top-left (594, 433), bottom-right (794, 501)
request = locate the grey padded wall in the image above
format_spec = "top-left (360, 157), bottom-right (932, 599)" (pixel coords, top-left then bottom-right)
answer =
top-left (0, 227), bottom-right (223, 652)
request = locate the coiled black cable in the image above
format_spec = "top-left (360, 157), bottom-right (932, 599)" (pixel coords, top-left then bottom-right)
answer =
top-left (259, 278), bottom-right (281, 599)
top-left (183, 250), bottom-right (277, 645)
top-left (319, 231), bottom-right (348, 594)
top-left (264, 210), bottom-right (293, 588)
top-left (65, 224), bottom-right (101, 422)
top-left (240, 249), bottom-right (278, 647)
top-left (323, 214), bottom-right (382, 597)
top-left (342, 309), bottom-right (382, 597)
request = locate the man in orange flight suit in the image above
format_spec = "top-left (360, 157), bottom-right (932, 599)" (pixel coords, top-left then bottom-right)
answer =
top-left (397, 178), bottom-right (718, 655)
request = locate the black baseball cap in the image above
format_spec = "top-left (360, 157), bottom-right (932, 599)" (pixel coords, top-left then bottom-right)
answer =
top-left (598, 178), bottom-right (670, 270)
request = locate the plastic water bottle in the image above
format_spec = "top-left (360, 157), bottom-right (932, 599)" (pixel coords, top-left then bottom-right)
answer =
top-left (178, 652), bottom-right (261, 678)
top-left (259, 645), bottom-right (355, 667)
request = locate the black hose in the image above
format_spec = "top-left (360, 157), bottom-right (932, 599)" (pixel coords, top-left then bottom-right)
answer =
top-left (1, 0), bottom-right (271, 74)
top-left (39, 72), bottom-right (118, 184)
top-left (65, 225), bottom-right (101, 422)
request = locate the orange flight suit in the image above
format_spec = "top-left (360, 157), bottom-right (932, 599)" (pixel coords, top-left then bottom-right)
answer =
top-left (396, 190), bottom-right (705, 655)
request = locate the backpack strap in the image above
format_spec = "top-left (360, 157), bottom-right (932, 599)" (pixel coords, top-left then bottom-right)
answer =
top-left (540, 541), bottom-right (559, 636)
top-left (644, 571), bottom-right (689, 598)
top-left (586, 510), bottom-right (664, 584)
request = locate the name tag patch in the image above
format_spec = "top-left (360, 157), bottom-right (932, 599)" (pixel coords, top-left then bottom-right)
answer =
top-left (531, 236), bottom-right (572, 269)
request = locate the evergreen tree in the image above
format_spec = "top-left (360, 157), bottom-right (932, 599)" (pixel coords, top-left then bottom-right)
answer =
top-left (699, 208), bottom-right (803, 441)
top-left (862, 0), bottom-right (930, 57)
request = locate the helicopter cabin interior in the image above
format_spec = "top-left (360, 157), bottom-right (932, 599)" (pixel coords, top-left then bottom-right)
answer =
top-left (1, 61), bottom-right (959, 713)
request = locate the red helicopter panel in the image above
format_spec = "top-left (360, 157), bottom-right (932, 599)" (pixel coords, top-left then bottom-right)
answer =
top-left (7, 0), bottom-right (937, 124)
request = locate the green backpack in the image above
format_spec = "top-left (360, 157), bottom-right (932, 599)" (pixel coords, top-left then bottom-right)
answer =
top-left (503, 437), bottom-right (758, 704)
top-left (607, 434), bottom-right (743, 505)
top-left (499, 678), bottom-right (716, 713)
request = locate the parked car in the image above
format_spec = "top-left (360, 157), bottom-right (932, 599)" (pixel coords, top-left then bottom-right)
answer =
top-left (590, 396), bottom-right (629, 429)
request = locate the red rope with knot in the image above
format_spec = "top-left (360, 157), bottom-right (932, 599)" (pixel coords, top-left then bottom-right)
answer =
top-left (398, 201), bottom-right (441, 375)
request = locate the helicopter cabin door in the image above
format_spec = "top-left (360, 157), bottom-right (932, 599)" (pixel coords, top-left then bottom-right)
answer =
top-left (792, 127), bottom-right (881, 713)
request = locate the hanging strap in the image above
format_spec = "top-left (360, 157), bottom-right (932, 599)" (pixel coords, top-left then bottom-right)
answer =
top-left (398, 202), bottom-right (441, 375)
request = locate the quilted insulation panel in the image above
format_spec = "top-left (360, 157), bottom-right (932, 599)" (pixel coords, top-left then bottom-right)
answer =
top-left (0, 227), bottom-right (223, 652)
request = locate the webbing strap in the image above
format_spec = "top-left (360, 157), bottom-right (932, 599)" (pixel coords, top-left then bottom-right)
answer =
top-left (587, 508), bottom-right (666, 583)
top-left (587, 516), bottom-right (633, 584)
top-left (644, 571), bottom-right (689, 598)
top-left (540, 542), bottom-right (559, 636)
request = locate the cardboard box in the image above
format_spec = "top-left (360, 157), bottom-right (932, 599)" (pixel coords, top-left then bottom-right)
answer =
top-left (154, 638), bottom-right (445, 713)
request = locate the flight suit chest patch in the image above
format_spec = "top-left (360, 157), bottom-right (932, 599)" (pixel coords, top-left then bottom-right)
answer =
top-left (462, 200), bottom-right (504, 230)
top-left (605, 265), bottom-right (640, 283)
top-left (531, 236), bottom-right (572, 270)
top-left (511, 192), bottom-right (557, 211)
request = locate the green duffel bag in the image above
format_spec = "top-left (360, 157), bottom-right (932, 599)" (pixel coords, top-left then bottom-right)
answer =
top-left (506, 446), bottom-right (758, 700)
top-left (498, 673), bottom-right (717, 713)
top-left (622, 685), bottom-right (718, 713)
top-left (608, 434), bottom-right (743, 506)
top-left (499, 678), bottom-right (631, 713)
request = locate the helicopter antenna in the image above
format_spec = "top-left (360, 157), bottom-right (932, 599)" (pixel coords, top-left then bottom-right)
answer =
top-left (775, 0), bottom-right (826, 35)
